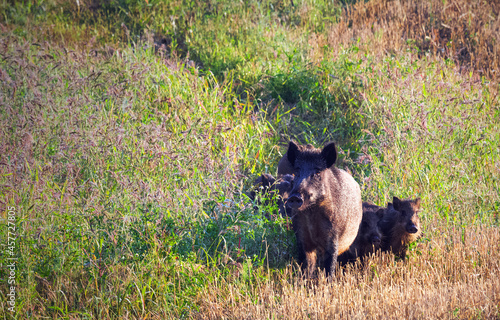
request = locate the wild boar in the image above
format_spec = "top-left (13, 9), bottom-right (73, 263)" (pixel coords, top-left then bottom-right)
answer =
top-left (250, 173), bottom-right (294, 217)
top-left (283, 141), bottom-right (362, 278)
top-left (249, 173), bottom-right (276, 202)
top-left (378, 197), bottom-right (422, 259)
top-left (276, 174), bottom-right (294, 217)
top-left (339, 203), bottom-right (384, 264)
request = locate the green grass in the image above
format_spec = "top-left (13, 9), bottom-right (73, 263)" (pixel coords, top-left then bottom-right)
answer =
top-left (360, 56), bottom-right (500, 226)
top-left (0, 0), bottom-right (499, 318)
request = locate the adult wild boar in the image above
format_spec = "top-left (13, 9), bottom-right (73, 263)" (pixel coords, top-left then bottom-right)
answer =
top-left (282, 141), bottom-right (362, 277)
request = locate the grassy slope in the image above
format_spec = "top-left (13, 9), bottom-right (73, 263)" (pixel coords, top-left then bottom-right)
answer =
top-left (0, 0), bottom-right (499, 318)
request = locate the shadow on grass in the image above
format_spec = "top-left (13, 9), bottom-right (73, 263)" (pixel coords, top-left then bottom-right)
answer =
top-left (260, 53), bottom-right (368, 150)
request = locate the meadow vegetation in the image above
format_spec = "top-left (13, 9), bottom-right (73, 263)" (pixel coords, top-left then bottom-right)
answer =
top-left (0, 0), bottom-right (499, 318)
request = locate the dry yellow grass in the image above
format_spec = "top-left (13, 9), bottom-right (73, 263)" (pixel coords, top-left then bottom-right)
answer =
top-left (325, 0), bottom-right (500, 80)
top-left (197, 224), bottom-right (500, 319)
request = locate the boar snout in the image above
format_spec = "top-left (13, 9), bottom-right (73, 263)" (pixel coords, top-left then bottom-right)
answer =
top-left (371, 235), bottom-right (381, 244)
top-left (406, 223), bottom-right (418, 234)
top-left (286, 193), bottom-right (303, 209)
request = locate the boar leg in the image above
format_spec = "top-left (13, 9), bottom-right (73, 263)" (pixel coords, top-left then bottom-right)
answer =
top-left (324, 238), bottom-right (339, 278)
top-left (395, 247), bottom-right (407, 260)
top-left (305, 250), bottom-right (317, 279)
top-left (292, 216), bottom-right (307, 271)
top-left (296, 239), bottom-right (306, 267)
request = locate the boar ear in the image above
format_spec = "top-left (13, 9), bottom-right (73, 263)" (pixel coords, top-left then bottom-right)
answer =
top-left (321, 142), bottom-right (337, 168)
top-left (414, 197), bottom-right (422, 208)
top-left (392, 196), bottom-right (401, 211)
top-left (262, 174), bottom-right (275, 187)
top-left (287, 141), bottom-right (299, 166)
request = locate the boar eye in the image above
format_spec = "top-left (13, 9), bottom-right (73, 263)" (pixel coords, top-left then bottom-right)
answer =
top-left (310, 169), bottom-right (321, 178)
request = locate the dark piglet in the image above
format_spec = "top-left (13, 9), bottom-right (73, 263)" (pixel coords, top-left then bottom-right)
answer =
top-left (339, 203), bottom-right (384, 264)
top-left (249, 173), bottom-right (276, 202)
top-left (360, 203), bottom-right (385, 255)
top-left (280, 141), bottom-right (362, 278)
top-left (378, 197), bottom-right (422, 259)
top-left (276, 174), bottom-right (294, 217)
top-left (250, 173), bottom-right (294, 217)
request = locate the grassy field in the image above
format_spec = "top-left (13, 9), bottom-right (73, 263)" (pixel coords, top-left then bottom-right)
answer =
top-left (0, 0), bottom-right (499, 318)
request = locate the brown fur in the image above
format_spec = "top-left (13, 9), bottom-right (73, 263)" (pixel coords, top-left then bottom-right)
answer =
top-left (339, 203), bottom-right (384, 264)
top-left (362, 202), bottom-right (383, 215)
top-left (276, 174), bottom-right (294, 217)
top-left (378, 197), bottom-right (422, 259)
top-left (284, 141), bottom-right (362, 278)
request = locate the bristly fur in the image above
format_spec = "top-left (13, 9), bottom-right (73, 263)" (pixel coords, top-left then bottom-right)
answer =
top-left (277, 143), bottom-right (314, 177)
top-left (378, 197), bottom-right (422, 259)
top-left (339, 202), bottom-right (384, 264)
top-left (280, 141), bottom-right (362, 278)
